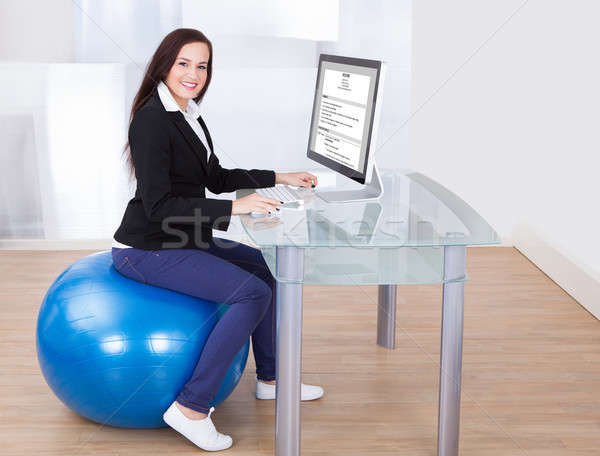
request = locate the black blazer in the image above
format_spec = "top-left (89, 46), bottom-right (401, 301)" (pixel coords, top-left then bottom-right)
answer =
top-left (114, 89), bottom-right (275, 250)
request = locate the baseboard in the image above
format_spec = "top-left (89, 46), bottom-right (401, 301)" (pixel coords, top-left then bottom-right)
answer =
top-left (0, 239), bottom-right (112, 250)
top-left (513, 224), bottom-right (600, 320)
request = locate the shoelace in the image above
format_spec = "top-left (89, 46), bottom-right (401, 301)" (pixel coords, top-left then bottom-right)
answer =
top-left (204, 407), bottom-right (225, 445)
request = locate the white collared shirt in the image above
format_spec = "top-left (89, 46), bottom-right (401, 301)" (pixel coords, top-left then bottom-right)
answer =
top-left (156, 80), bottom-right (212, 155)
top-left (112, 82), bottom-right (211, 249)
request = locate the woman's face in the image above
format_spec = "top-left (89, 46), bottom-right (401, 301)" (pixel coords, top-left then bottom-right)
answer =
top-left (164, 41), bottom-right (210, 111)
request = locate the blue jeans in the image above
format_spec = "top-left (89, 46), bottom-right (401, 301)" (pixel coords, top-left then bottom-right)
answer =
top-left (111, 238), bottom-right (276, 414)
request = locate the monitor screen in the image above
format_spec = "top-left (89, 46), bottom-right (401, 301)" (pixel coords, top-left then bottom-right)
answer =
top-left (307, 54), bottom-right (382, 185)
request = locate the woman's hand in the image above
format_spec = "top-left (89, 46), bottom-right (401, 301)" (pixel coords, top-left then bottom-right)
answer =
top-left (231, 193), bottom-right (282, 215)
top-left (275, 171), bottom-right (318, 188)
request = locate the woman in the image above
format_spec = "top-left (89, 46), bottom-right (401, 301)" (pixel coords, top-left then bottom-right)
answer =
top-left (112, 28), bottom-right (323, 451)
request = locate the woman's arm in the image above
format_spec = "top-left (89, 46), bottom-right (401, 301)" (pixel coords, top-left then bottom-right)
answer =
top-left (275, 172), bottom-right (318, 188)
top-left (205, 153), bottom-right (275, 194)
top-left (130, 108), bottom-right (232, 230)
top-left (206, 155), bottom-right (319, 194)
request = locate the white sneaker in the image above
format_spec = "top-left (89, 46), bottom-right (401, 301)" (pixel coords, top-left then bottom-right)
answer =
top-left (255, 380), bottom-right (324, 401)
top-left (163, 402), bottom-right (233, 452)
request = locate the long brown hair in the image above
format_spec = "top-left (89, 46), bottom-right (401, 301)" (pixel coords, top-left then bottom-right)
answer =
top-left (123, 28), bottom-right (213, 179)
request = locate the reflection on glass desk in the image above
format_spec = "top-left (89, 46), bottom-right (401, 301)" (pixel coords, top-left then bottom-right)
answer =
top-left (239, 169), bottom-right (498, 284)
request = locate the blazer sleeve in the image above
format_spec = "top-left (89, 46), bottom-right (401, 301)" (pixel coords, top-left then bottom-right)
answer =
top-left (205, 152), bottom-right (276, 194)
top-left (130, 108), bottom-right (232, 231)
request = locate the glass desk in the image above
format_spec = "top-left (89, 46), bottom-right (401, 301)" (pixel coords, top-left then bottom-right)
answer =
top-left (238, 169), bottom-right (500, 456)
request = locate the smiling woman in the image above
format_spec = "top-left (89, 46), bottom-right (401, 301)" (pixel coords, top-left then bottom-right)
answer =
top-left (111, 28), bottom-right (322, 452)
top-left (121, 28), bottom-right (215, 178)
top-left (164, 42), bottom-right (209, 111)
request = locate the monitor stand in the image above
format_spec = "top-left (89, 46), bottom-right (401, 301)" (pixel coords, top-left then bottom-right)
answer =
top-left (316, 162), bottom-right (384, 203)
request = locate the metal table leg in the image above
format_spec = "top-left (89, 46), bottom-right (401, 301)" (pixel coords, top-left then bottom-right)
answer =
top-left (437, 245), bottom-right (467, 456)
top-left (274, 246), bottom-right (304, 456)
top-left (377, 285), bottom-right (397, 349)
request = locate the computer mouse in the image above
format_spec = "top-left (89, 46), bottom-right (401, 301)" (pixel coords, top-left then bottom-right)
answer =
top-left (250, 211), bottom-right (279, 219)
top-left (250, 211), bottom-right (280, 218)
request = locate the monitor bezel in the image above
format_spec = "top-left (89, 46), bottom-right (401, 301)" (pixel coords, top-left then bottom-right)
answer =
top-left (307, 54), bottom-right (382, 185)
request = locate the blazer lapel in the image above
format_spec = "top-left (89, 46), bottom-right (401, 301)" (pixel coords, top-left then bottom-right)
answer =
top-left (197, 115), bottom-right (214, 155)
top-left (168, 111), bottom-right (209, 174)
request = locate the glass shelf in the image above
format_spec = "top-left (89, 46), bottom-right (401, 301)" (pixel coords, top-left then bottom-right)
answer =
top-left (259, 245), bottom-right (467, 285)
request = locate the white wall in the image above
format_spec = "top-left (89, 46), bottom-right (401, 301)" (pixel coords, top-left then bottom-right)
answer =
top-left (319, 0), bottom-right (412, 172)
top-left (182, 0), bottom-right (339, 41)
top-left (201, 0), bottom-right (412, 174)
top-left (0, 0), bottom-right (74, 62)
top-left (411, 1), bottom-right (600, 282)
top-left (73, 0), bottom-right (181, 63)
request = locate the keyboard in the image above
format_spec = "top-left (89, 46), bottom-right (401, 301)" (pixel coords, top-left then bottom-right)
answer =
top-left (256, 185), bottom-right (303, 204)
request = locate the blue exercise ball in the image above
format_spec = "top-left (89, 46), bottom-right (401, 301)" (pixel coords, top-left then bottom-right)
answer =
top-left (36, 251), bottom-right (249, 429)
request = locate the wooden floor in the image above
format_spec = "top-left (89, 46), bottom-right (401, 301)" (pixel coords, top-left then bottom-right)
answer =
top-left (1, 247), bottom-right (599, 455)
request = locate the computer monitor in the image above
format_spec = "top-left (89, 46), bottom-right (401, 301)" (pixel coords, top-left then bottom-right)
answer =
top-left (307, 54), bottom-right (386, 203)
